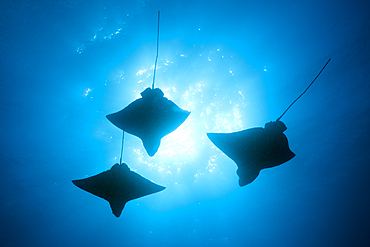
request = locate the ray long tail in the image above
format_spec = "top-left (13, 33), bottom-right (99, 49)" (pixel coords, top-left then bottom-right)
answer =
top-left (152, 11), bottom-right (160, 89)
top-left (120, 131), bottom-right (124, 165)
top-left (276, 58), bottom-right (331, 121)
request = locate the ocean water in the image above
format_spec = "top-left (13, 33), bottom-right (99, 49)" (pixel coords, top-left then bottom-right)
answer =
top-left (1, 0), bottom-right (369, 246)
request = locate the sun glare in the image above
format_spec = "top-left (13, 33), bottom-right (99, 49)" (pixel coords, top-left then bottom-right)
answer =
top-left (130, 78), bottom-right (246, 178)
top-left (105, 45), bottom-right (253, 183)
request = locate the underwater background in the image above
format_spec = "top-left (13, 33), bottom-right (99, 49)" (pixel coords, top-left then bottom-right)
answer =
top-left (1, 0), bottom-right (370, 246)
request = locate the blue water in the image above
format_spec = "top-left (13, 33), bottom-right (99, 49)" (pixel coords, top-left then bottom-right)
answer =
top-left (1, 1), bottom-right (370, 246)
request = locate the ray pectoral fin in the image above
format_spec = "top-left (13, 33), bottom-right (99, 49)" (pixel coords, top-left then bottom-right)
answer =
top-left (206, 132), bottom-right (229, 152)
top-left (71, 179), bottom-right (83, 190)
top-left (106, 111), bottom-right (127, 131)
top-left (72, 163), bottom-right (166, 217)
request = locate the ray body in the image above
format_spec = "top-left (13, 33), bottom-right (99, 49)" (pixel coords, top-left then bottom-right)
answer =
top-left (207, 121), bottom-right (295, 186)
top-left (72, 163), bottom-right (165, 217)
top-left (106, 87), bottom-right (190, 156)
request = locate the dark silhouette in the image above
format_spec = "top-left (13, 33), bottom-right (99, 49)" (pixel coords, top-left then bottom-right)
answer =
top-left (207, 121), bottom-right (295, 186)
top-left (72, 163), bottom-right (165, 217)
top-left (106, 87), bottom-right (190, 157)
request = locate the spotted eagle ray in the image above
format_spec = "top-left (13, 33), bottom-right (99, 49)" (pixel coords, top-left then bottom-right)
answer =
top-left (208, 59), bottom-right (331, 186)
top-left (106, 11), bottom-right (190, 157)
top-left (72, 163), bottom-right (165, 217)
